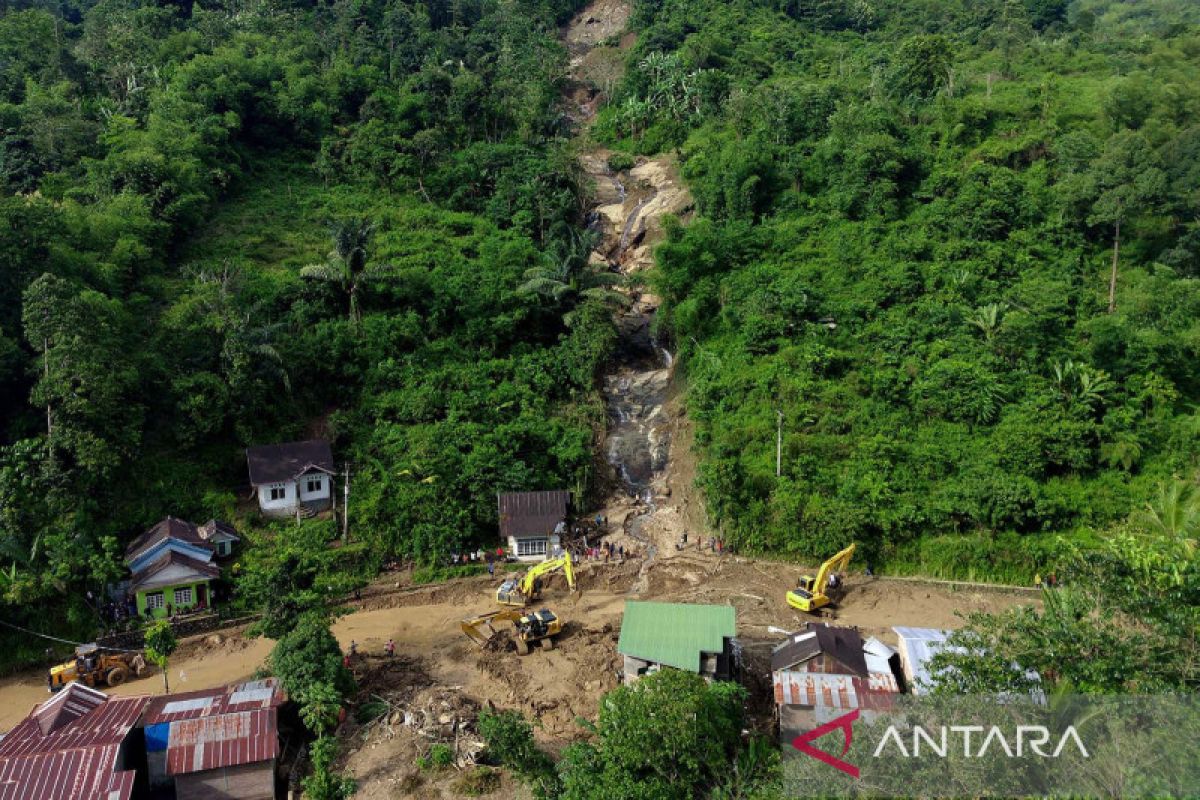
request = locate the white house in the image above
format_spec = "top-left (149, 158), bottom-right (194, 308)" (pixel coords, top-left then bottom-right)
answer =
top-left (246, 439), bottom-right (335, 518)
top-left (498, 490), bottom-right (569, 561)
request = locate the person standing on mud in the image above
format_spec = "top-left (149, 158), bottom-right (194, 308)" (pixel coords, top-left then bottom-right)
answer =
top-left (385, 639), bottom-right (395, 659)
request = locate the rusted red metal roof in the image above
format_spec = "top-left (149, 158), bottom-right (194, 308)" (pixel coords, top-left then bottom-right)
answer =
top-left (0, 686), bottom-right (147, 758)
top-left (0, 746), bottom-right (136, 800)
top-left (164, 709), bottom-right (279, 775)
top-left (142, 679), bottom-right (284, 775)
top-left (497, 490), bottom-right (570, 538)
top-left (0, 685), bottom-right (145, 800)
top-left (772, 670), bottom-right (899, 710)
top-left (143, 678), bottom-right (283, 724)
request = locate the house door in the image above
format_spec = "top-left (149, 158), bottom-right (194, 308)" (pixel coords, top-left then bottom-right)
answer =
top-left (196, 584), bottom-right (208, 608)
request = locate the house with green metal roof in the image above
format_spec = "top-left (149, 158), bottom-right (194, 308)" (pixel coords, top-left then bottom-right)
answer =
top-left (617, 601), bottom-right (737, 682)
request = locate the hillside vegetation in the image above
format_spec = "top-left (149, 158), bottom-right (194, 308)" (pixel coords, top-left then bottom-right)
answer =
top-left (595, 0), bottom-right (1200, 577)
top-left (0, 0), bottom-right (1198, 662)
top-left (0, 0), bottom-right (607, 663)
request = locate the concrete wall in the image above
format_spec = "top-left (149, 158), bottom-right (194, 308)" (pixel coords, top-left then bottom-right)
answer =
top-left (137, 580), bottom-right (210, 619)
top-left (257, 473), bottom-right (333, 517)
top-left (257, 482), bottom-right (296, 516)
top-left (298, 472), bottom-right (330, 502)
top-left (507, 534), bottom-right (561, 561)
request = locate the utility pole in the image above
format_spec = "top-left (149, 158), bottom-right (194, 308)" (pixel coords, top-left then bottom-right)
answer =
top-left (342, 463), bottom-right (351, 541)
top-left (776, 409), bottom-right (783, 478)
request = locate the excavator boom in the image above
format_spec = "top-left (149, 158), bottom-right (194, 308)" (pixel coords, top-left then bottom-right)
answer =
top-left (518, 552), bottom-right (576, 595)
top-left (498, 552), bottom-right (577, 606)
top-left (786, 543), bottom-right (856, 612)
top-left (812, 543), bottom-right (855, 595)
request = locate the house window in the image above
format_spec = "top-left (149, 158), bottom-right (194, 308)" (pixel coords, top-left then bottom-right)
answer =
top-left (269, 486), bottom-right (286, 501)
top-left (146, 592), bottom-right (164, 610)
top-left (217, 540), bottom-right (230, 557)
top-left (174, 587), bottom-right (193, 606)
top-left (306, 477), bottom-right (323, 494)
top-left (516, 538), bottom-right (548, 558)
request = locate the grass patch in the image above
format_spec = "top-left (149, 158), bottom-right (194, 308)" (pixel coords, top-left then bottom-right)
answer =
top-left (417, 743), bottom-right (455, 771)
top-left (411, 562), bottom-right (522, 584)
top-left (453, 766), bottom-right (501, 796)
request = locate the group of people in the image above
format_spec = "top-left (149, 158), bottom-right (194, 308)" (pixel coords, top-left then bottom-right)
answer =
top-left (578, 542), bottom-right (629, 563)
top-left (1033, 572), bottom-right (1058, 588)
top-left (449, 547), bottom-right (504, 566)
top-left (675, 533), bottom-right (727, 555)
top-left (343, 638), bottom-right (398, 668)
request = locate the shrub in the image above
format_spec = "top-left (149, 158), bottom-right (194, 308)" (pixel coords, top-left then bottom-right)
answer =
top-left (453, 766), bottom-right (502, 796)
top-left (418, 743), bottom-right (455, 771)
top-left (607, 151), bottom-right (636, 172)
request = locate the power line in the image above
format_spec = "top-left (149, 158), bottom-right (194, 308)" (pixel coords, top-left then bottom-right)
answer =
top-left (0, 619), bottom-right (142, 653)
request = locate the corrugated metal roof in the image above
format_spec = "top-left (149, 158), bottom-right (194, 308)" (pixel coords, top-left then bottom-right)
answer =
top-left (144, 678), bottom-right (283, 724)
top-left (0, 687), bottom-right (145, 800)
top-left (164, 709), bottom-right (278, 775)
top-left (771, 623), bottom-right (869, 676)
top-left (32, 683), bottom-right (106, 736)
top-left (102, 769), bottom-right (135, 800)
top-left (0, 747), bottom-right (135, 800)
top-left (773, 671), bottom-right (899, 708)
top-left (0, 688), bottom-right (147, 758)
top-left (617, 601), bottom-right (735, 672)
top-left (893, 626), bottom-right (951, 694)
top-left (863, 636), bottom-right (897, 676)
top-left (246, 440), bottom-right (334, 485)
top-left (497, 491), bottom-right (570, 539)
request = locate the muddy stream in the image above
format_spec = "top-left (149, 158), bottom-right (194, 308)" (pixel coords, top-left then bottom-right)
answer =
top-left (563, 0), bottom-right (692, 552)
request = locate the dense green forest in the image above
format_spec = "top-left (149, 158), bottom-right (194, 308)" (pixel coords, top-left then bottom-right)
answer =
top-left (610, 0), bottom-right (1200, 576)
top-left (0, 0), bottom-right (609, 661)
top-left (1, 0), bottom-right (1199, 662)
top-left (0, 0), bottom-right (1197, 793)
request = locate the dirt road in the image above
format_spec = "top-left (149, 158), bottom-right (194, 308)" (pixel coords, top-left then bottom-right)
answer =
top-left (0, 558), bottom-right (1035, 740)
top-left (0, 628), bottom-right (273, 731)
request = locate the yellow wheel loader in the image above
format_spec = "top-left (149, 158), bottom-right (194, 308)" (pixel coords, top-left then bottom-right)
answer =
top-left (461, 608), bottom-right (563, 655)
top-left (47, 643), bottom-right (148, 692)
top-left (786, 543), bottom-right (856, 613)
top-left (496, 552), bottom-right (578, 607)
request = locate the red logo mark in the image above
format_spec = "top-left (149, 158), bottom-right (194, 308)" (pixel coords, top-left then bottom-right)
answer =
top-left (791, 709), bottom-right (860, 778)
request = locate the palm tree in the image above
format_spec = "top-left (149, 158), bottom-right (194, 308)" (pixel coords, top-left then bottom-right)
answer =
top-left (967, 302), bottom-right (1006, 342)
top-left (1051, 359), bottom-right (1110, 410)
top-left (301, 218), bottom-right (390, 324)
top-left (1099, 434), bottom-right (1143, 472)
top-left (518, 229), bottom-right (629, 325)
top-left (1136, 477), bottom-right (1200, 556)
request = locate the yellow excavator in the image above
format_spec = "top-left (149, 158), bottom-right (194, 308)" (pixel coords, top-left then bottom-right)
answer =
top-left (461, 608), bottom-right (563, 655)
top-left (496, 552), bottom-right (577, 607)
top-left (786, 543), bottom-right (856, 612)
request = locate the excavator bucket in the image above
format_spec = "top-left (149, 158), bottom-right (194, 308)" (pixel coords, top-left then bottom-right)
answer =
top-left (461, 609), bottom-right (522, 648)
top-left (461, 617), bottom-right (498, 646)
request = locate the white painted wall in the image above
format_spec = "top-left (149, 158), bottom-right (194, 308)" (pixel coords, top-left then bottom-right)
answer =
top-left (257, 481), bottom-right (296, 513)
top-left (298, 473), bottom-right (330, 502)
top-left (507, 534), bottom-right (561, 562)
top-left (257, 472), bottom-right (333, 516)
